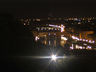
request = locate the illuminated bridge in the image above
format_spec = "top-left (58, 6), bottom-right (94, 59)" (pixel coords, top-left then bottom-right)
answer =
top-left (32, 24), bottom-right (71, 37)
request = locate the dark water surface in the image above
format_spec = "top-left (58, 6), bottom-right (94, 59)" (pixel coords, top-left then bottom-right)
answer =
top-left (2, 35), bottom-right (96, 72)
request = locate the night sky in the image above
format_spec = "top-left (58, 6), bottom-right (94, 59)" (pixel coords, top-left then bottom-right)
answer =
top-left (0, 0), bottom-right (96, 17)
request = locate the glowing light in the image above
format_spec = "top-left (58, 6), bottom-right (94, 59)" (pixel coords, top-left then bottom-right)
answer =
top-left (70, 47), bottom-right (73, 49)
top-left (88, 40), bottom-right (95, 43)
top-left (86, 46), bottom-right (92, 50)
top-left (80, 39), bottom-right (82, 41)
top-left (76, 45), bottom-right (84, 49)
top-left (79, 46), bottom-right (83, 49)
top-left (72, 36), bottom-right (75, 39)
top-left (71, 36), bottom-right (94, 44)
top-left (61, 36), bottom-right (67, 41)
top-left (83, 39), bottom-right (86, 41)
top-left (23, 55), bottom-right (67, 61)
top-left (70, 44), bottom-right (74, 50)
top-left (89, 40), bottom-right (91, 43)
top-left (60, 40), bottom-right (66, 47)
top-left (51, 55), bottom-right (57, 61)
top-left (49, 24), bottom-right (59, 28)
top-left (86, 40), bottom-right (88, 42)
top-left (49, 24), bottom-right (65, 32)
top-left (24, 23), bottom-right (26, 25)
top-left (76, 38), bottom-right (79, 41)
top-left (36, 19), bottom-right (40, 21)
top-left (60, 24), bottom-right (65, 32)
top-left (49, 40), bottom-right (51, 45)
top-left (92, 41), bottom-right (95, 43)
top-left (84, 43), bottom-right (87, 45)
top-left (35, 36), bottom-right (39, 41)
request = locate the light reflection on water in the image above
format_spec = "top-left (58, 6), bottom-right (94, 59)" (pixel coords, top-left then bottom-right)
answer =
top-left (34, 31), bottom-right (96, 51)
top-left (35, 36), bottom-right (67, 47)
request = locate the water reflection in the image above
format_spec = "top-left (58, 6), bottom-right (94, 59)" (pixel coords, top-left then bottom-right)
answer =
top-left (33, 29), bottom-right (96, 51)
top-left (35, 35), bottom-right (67, 47)
top-left (60, 41), bottom-right (66, 47)
top-left (70, 44), bottom-right (92, 50)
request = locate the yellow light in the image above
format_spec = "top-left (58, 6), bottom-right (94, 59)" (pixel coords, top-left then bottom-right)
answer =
top-left (61, 37), bottom-right (67, 41)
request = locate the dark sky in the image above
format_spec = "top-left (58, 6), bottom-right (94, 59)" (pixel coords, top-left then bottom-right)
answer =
top-left (0, 0), bottom-right (96, 17)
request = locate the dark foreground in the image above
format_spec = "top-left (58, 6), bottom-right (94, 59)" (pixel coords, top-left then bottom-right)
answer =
top-left (2, 36), bottom-right (96, 72)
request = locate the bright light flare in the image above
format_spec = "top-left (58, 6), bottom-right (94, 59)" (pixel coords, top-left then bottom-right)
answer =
top-left (51, 55), bottom-right (57, 61)
top-left (20, 55), bottom-right (68, 63)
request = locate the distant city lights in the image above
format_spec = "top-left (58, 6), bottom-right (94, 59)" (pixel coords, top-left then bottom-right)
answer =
top-left (71, 36), bottom-right (95, 44)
